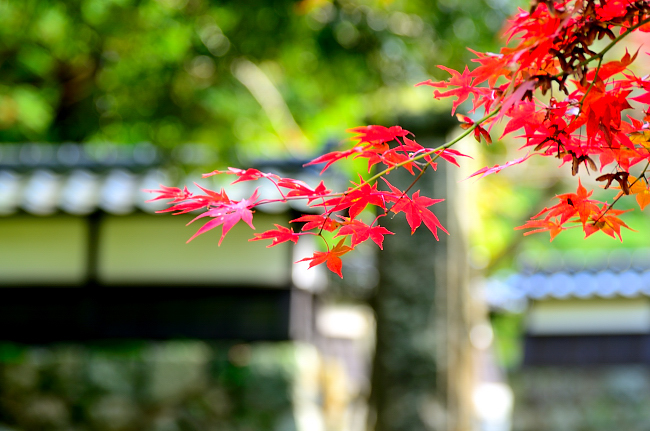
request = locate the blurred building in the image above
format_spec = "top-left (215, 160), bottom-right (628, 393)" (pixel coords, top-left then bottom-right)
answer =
top-left (491, 249), bottom-right (650, 365)
top-left (0, 142), bottom-right (328, 341)
top-left (0, 138), bottom-right (492, 431)
top-left (487, 249), bottom-right (650, 431)
top-left (0, 142), bottom-right (374, 431)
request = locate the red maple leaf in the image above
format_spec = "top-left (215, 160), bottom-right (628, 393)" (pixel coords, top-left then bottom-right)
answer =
top-left (514, 218), bottom-right (564, 241)
top-left (381, 148), bottom-right (417, 173)
top-left (457, 114), bottom-right (493, 144)
top-left (250, 224), bottom-right (301, 247)
top-left (466, 154), bottom-right (533, 180)
top-left (596, 0), bottom-right (636, 20)
top-left (382, 180), bottom-right (447, 239)
top-left (318, 178), bottom-right (387, 218)
top-left (584, 207), bottom-right (634, 241)
top-left (348, 125), bottom-right (410, 144)
top-left (397, 191), bottom-right (447, 240)
top-left (278, 179), bottom-right (331, 201)
top-left (304, 147), bottom-right (363, 173)
top-left (417, 66), bottom-right (477, 115)
top-left (492, 80), bottom-right (537, 128)
top-left (202, 167), bottom-right (280, 184)
top-left (587, 49), bottom-right (638, 82)
top-left (536, 180), bottom-right (600, 226)
top-left (290, 214), bottom-right (340, 232)
top-left (468, 48), bottom-right (510, 87)
top-left (193, 184), bottom-right (231, 204)
top-left (155, 200), bottom-right (208, 215)
top-left (434, 148), bottom-right (472, 167)
top-left (297, 239), bottom-right (352, 278)
top-left (501, 101), bottom-right (543, 138)
top-left (397, 137), bottom-right (437, 168)
top-left (335, 218), bottom-right (394, 249)
top-left (356, 142), bottom-right (391, 172)
top-left (156, 184), bottom-right (230, 215)
top-left (144, 185), bottom-right (192, 203)
top-left (185, 189), bottom-right (259, 245)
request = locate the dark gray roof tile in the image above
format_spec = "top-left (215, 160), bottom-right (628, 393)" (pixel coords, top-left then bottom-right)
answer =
top-left (487, 249), bottom-right (650, 309)
top-left (0, 143), bottom-right (329, 216)
top-left (60, 170), bottom-right (99, 215)
top-left (22, 170), bottom-right (60, 215)
top-left (0, 171), bottom-right (20, 215)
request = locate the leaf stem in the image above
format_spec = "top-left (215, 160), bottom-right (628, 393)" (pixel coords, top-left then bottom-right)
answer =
top-left (596, 16), bottom-right (650, 60)
top-left (347, 108), bottom-right (501, 194)
top-left (593, 161), bottom-right (650, 223)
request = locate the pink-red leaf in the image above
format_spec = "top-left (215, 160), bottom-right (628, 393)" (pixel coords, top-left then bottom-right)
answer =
top-left (297, 239), bottom-right (352, 278)
top-left (389, 189), bottom-right (447, 240)
top-left (202, 167), bottom-right (280, 184)
top-left (335, 218), bottom-right (394, 249)
top-left (250, 224), bottom-right (301, 247)
top-left (290, 214), bottom-right (340, 232)
top-left (186, 189), bottom-right (259, 245)
top-left (144, 185), bottom-right (192, 203)
top-left (304, 147), bottom-right (363, 173)
top-left (466, 154), bottom-right (533, 180)
top-left (278, 179), bottom-right (331, 201)
top-left (348, 125), bottom-right (410, 144)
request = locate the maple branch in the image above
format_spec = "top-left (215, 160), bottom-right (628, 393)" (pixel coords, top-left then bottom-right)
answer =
top-left (317, 196), bottom-right (334, 235)
top-left (341, 15), bottom-right (650, 200)
top-left (547, 15), bottom-right (650, 83)
top-left (593, 160), bottom-right (650, 223)
top-left (578, 56), bottom-right (602, 109)
top-left (349, 108), bottom-right (501, 193)
top-left (253, 194), bottom-right (329, 205)
top-left (400, 158), bottom-right (436, 198)
top-left (485, 179), bottom-right (563, 274)
top-left (305, 109), bottom-right (502, 233)
top-left (594, 16), bottom-right (650, 61)
top-left (348, 14), bottom-right (650, 191)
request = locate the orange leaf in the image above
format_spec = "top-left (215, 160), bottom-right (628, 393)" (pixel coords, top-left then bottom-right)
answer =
top-left (296, 239), bottom-right (352, 278)
top-left (637, 190), bottom-right (650, 210)
top-left (514, 219), bottom-right (564, 241)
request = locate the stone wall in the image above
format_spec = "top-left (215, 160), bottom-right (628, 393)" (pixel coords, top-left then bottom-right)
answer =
top-left (510, 366), bottom-right (650, 431)
top-left (0, 341), bottom-right (325, 431)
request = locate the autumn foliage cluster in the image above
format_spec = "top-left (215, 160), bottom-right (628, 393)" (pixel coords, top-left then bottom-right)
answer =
top-left (148, 0), bottom-right (650, 277)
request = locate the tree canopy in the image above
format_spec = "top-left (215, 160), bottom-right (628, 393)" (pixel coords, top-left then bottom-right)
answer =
top-left (0, 0), bottom-right (505, 162)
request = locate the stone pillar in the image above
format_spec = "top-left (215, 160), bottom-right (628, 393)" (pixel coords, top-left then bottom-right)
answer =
top-left (369, 136), bottom-right (473, 431)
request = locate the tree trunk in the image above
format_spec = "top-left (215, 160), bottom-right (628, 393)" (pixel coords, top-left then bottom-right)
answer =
top-left (369, 136), bottom-right (473, 431)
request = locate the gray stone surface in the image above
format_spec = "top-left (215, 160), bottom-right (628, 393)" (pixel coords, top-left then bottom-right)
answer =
top-left (510, 366), bottom-right (650, 431)
top-left (0, 342), bottom-right (300, 431)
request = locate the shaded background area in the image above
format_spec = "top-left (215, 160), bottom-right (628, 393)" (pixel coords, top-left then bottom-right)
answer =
top-left (0, 342), bottom-right (306, 431)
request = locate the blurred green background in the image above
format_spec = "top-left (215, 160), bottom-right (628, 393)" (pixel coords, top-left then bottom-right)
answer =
top-left (0, 0), bottom-right (508, 161)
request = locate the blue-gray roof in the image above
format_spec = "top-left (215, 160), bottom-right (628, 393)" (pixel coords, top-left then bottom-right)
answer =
top-left (484, 249), bottom-right (650, 311)
top-left (0, 143), bottom-right (330, 216)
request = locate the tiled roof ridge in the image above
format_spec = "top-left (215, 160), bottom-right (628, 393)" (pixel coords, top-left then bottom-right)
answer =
top-left (484, 249), bottom-right (650, 311)
top-left (516, 248), bottom-right (650, 274)
top-left (0, 142), bottom-right (331, 216)
top-left (0, 142), bottom-right (163, 171)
